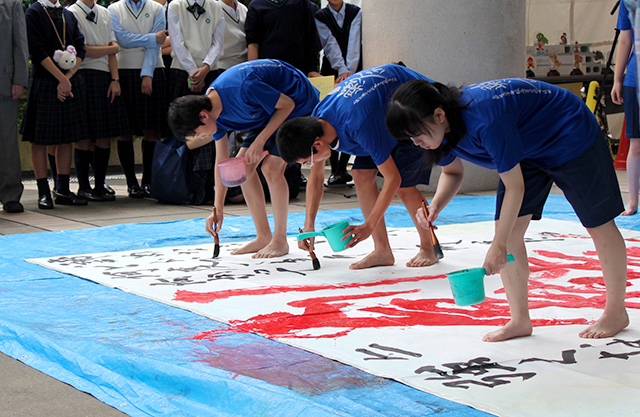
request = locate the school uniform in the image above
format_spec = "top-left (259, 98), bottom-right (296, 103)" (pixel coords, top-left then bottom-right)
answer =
top-left (167, 0), bottom-right (225, 100)
top-left (68, 1), bottom-right (129, 139)
top-left (437, 78), bottom-right (623, 228)
top-left (209, 59), bottom-right (320, 155)
top-left (0, 0), bottom-right (28, 209)
top-left (244, 0), bottom-right (320, 74)
top-left (312, 64), bottom-right (434, 188)
top-left (315, 2), bottom-right (361, 77)
top-left (217, 0), bottom-right (247, 70)
top-left (21, 1), bottom-right (89, 145)
top-left (108, 0), bottom-right (168, 136)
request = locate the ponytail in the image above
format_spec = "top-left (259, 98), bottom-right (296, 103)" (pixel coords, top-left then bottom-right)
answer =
top-left (386, 80), bottom-right (468, 167)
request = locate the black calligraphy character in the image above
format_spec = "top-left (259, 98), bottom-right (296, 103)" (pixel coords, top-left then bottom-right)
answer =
top-left (275, 267), bottom-right (306, 276)
top-left (519, 349), bottom-right (577, 365)
top-left (356, 343), bottom-right (422, 361)
top-left (444, 373), bottom-right (536, 389)
top-left (599, 338), bottom-right (640, 360)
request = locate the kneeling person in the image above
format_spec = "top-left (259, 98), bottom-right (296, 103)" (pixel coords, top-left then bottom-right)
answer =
top-left (277, 64), bottom-right (438, 270)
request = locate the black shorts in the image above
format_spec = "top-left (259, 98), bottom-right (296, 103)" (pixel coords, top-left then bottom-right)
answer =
top-left (623, 86), bottom-right (640, 138)
top-left (351, 140), bottom-right (431, 188)
top-left (495, 133), bottom-right (623, 228)
top-left (241, 127), bottom-right (281, 157)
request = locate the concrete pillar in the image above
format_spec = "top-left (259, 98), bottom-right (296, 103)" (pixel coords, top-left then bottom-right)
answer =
top-left (363, 0), bottom-right (526, 193)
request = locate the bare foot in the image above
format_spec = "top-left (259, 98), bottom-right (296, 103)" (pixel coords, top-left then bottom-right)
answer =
top-left (621, 204), bottom-right (638, 216)
top-left (350, 249), bottom-right (395, 270)
top-left (482, 319), bottom-right (533, 342)
top-left (252, 240), bottom-right (289, 259)
top-left (406, 247), bottom-right (439, 268)
top-left (231, 237), bottom-right (271, 255)
top-left (578, 310), bottom-right (629, 339)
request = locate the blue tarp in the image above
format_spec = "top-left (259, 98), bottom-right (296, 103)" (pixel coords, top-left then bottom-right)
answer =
top-left (1, 195), bottom-right (638, 416)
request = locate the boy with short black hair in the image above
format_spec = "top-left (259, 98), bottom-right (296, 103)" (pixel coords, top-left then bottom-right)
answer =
top-left (168, 59), bottom-right (320, 258)
top-left (277, 64), bottom-right (439, 270)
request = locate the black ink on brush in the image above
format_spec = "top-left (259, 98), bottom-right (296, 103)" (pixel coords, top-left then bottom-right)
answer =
top-left (212, 206), bottom-right (220, 258)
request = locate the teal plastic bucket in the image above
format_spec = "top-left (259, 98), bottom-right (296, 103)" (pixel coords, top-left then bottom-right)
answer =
top-left (446, 254), bottom-right (515, 306)
top-left (297, 220), bottom-right (352, 252)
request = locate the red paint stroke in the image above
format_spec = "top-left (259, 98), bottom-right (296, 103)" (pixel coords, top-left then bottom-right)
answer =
top-left (174, 274), bottom-right (444, 304)
top-left (174, 240), bottom-right (640, 340)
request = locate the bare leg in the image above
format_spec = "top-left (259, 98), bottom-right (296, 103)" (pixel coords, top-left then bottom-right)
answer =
top-left (579, 220), bottom-right (629, 338)
top-left (253, 156), bottom-right (289, 258)
top-left (622, 138), bottom-right (640, 215)
top-left (55, 144), bottom-right (72, 175)
top-left (349, 169), bottom-right (394, 270)
top-left (31, 144), bottom-right (48, 179)
top-left (483, 215), bottom-right (534, 342)
top-left (396, 187), bottom-right (438, 267)
top-left (231, 150), bottom-right (272, 255)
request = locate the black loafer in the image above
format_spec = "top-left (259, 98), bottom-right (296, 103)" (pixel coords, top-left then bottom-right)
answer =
top-left (38, 193), bottom-right (54, 210)
top-left (128, 184), bottom-right (145, 199)
top-left (94, 187), bottom-right (115, 202)
top-left (78, 189), bottom-right (106, 202)
top-left (327, 172), bottom-right (352, 187)
top-left (54, 191), bottom-right (88, 206)
top-left (103, 184), bottom-right (116, 196)
top-left (3, 201), bottom-right (24, 213)
top-left (141, 184), bottom-right (152, 198)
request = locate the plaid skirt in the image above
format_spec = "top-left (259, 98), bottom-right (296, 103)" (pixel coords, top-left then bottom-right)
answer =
top-left (21, 75), bottom-right (89, 145)
top-left (79, 69), bottom-right (130, 139)
top-left (119, 68), bottom-right (169, 137)
top-left (168, 68), bottom-right (224, 102)
top-left (191, 140), bottom-right (216, 171)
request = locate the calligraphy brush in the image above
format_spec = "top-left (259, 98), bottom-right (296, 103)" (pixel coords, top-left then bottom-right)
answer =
top-left (212, 206), bottom-right (220, 258)
top-left (299, 228), bottom-right (320, 270)
top-left (422, 200), bottom-right (444, 259)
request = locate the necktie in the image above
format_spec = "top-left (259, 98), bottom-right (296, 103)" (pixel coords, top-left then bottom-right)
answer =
top-left (86, 11), bottom-right (96, 23)
top-left (186, 3), bottom-right (206, 19)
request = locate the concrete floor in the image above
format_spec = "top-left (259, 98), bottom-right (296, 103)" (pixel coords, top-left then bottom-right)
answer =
top-left (0, 166), bottom-right (631, 417)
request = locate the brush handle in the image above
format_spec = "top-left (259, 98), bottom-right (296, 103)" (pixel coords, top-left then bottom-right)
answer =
top-left (422, 200), bottom-right (444, 259)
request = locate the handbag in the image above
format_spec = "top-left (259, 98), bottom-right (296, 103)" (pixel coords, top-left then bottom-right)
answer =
top-left (150, 136), bottom-right (194, 205)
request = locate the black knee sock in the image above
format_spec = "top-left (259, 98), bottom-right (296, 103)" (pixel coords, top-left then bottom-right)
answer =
top-left (36, 178), bottom-right (50, 196)
top-left (117, 140), bottom-right (138, 188)
top-left (338, 152), bottom-right (350, 174)
top-left (93, 146), bottom-right (110, 189)
top-left (74, 148), bottom-right (92, 192)
top-left (56, 174), bottom-right (70, 194)
top-left (47, 153), bottom-right (58, 191)
top-left (329, 149), bottom-right (339, 174)
top-left (141, 140), bottom-right (155, 186)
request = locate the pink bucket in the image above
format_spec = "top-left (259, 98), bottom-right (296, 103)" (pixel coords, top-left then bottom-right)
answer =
top-left (217, 151), bottom-right (268, 187)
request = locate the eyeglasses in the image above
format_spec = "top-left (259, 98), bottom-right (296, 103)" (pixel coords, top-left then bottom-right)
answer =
top-left (302, 144), bottom-right (315, 167)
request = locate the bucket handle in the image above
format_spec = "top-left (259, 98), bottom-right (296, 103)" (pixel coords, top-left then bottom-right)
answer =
top-left (297, 231), bottom-right (323, 240)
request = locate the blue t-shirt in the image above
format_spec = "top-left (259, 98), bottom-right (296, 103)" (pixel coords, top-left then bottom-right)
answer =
top-left (313, 64), bottom-right (433, 165)
top-left (618, 1), bottom-right (637, 87)
top-left (439, 79), bottom-right (600, 173)
top-left (210, 59), bottom-right (320, 140)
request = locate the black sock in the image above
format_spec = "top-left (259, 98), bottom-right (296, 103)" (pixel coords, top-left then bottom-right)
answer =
top-left (56, 174), bottom-right (70, 195)
top-left (47, 152), bottom-right (58, 191)
top-left (74, 148), bottom-right (92, 192)
top-left (36, 178), bottom-right (50, 196)
top-left (141, 140), bottom-right (155, 186)
top-left (117, 140), bottom-right (138, 188)
top-left (93, 146), bottom-right (110, 189)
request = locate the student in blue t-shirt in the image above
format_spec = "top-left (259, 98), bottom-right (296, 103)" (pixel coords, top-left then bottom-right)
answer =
top-left (168, 59), bottom-right (320, 258)
top-left (276, 64), bottom-right (439, 270)
top-left (612, 0), bottom-right (640, 216)
top-left (386, 78), bottom-right (630, 342)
